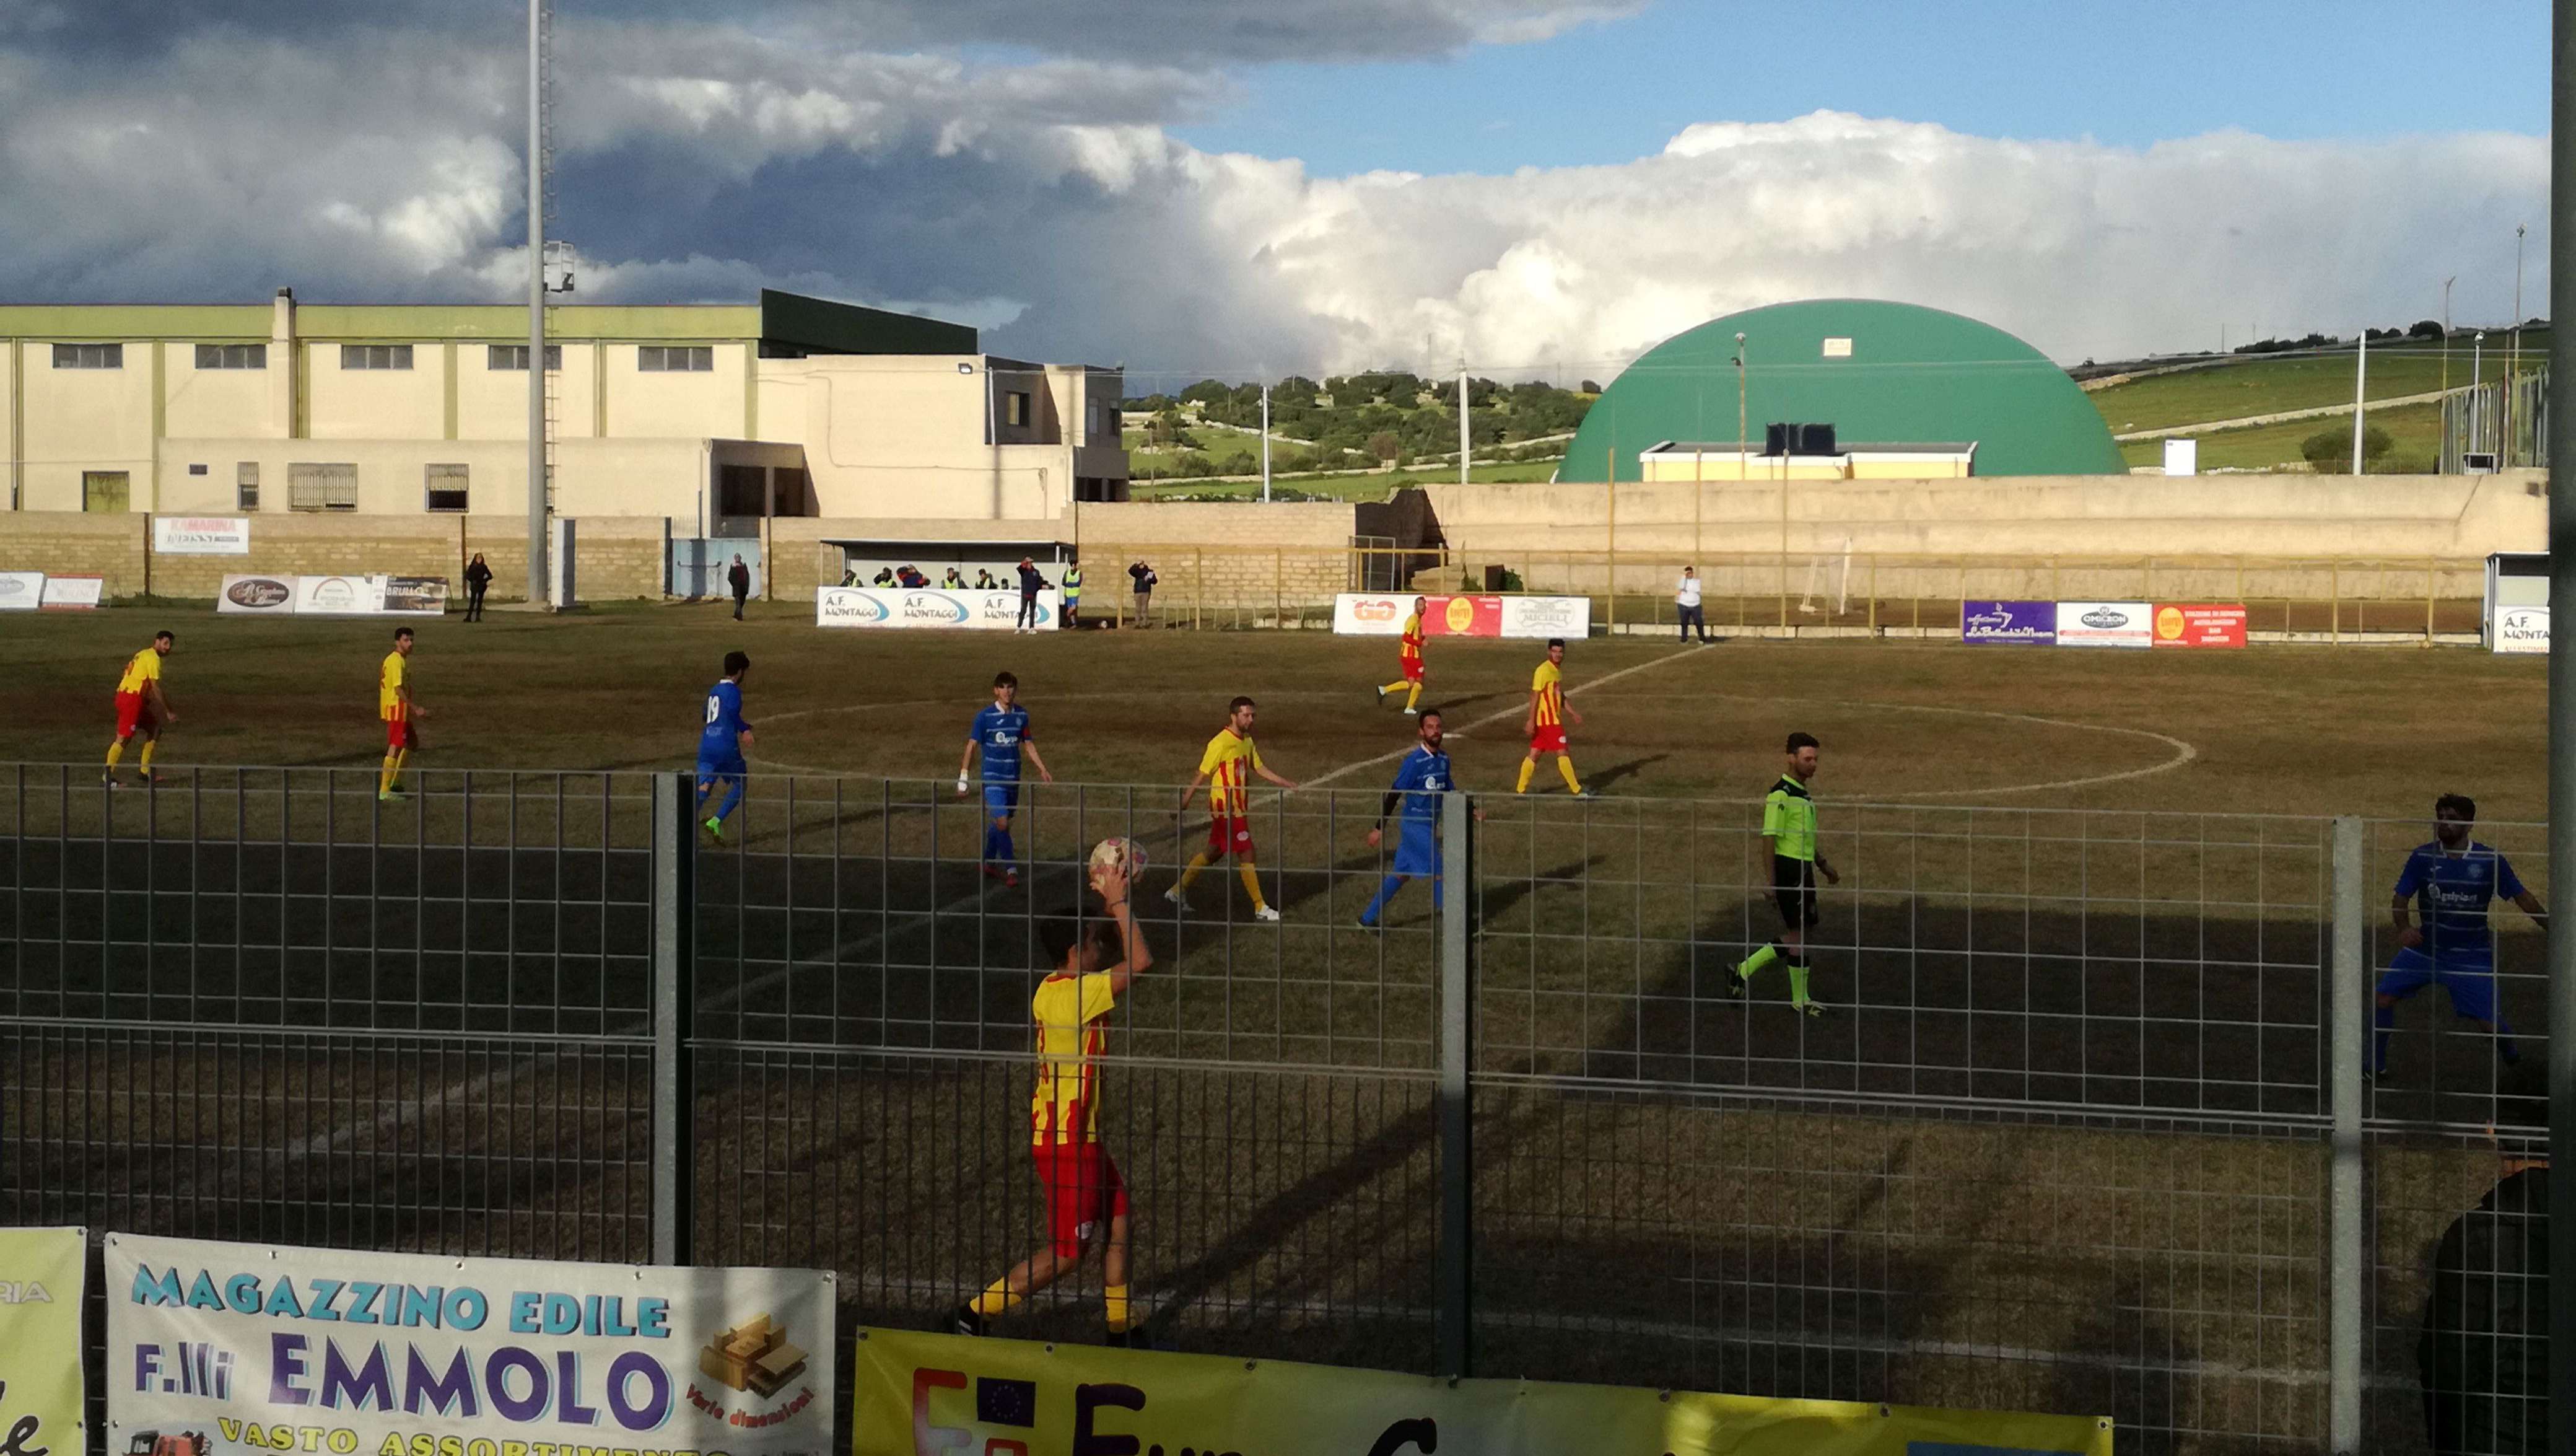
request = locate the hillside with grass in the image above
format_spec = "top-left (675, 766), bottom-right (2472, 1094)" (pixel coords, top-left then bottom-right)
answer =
top-left (1124, 372), bottom-right (1591, 488)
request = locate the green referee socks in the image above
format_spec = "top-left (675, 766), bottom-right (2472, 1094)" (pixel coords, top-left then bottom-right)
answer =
top-left (1735, 944), bottom-right (1778, 981)
top-left (1786, 962), bottom-right (1812, 1005)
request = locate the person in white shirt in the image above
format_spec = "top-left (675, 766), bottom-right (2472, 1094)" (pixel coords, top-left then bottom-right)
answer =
top-left (1676, 566), bottom-right (1709, 644)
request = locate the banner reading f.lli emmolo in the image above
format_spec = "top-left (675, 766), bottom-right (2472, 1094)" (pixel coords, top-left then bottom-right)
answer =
top-left (107, 1235), bottom-right (834, 1456)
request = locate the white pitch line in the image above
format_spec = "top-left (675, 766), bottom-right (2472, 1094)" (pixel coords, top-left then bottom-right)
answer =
top-left (1681, 694), bottom-right (2201, 800)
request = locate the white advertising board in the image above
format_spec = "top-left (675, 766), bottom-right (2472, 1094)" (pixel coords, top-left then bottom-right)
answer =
top-left (152, 516), bottom-right (252, 555)
top-left (41, 574), bottom-right (103, 608)
top-left (817, 586), bottom-right (1059, 630)
top-left (0, 571), bottom-right (43, 610)
top-left (1498, 594), bottom-right (1593, 639)
top-left (1332, 594), bottom-right (1409, 635)
top-left (2055, 600), bottom-right (2153, 649)
top-left (2494, 604), bottom-right (2549, 654)
top-left (107, 1234), bottom-right (834, 1456)
top-left (295, 574), bottom-right (388, 616)
top-left (217, 574), bottom-right (299, 615)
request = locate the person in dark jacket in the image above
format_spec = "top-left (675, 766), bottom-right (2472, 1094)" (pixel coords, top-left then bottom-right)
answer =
top-left (873, 567), bottom-right (896, 587)
top-left (1129, 559), bottom-right (1156, 627)
top-left (1015, 557), bottom-right (1045, 633)
top-left (728, 555), bottom-right (751, 620)
top-left (2419, 1066), bottom-right (2549, 1455)
top-left (463, 553), bottom-right (492, 622)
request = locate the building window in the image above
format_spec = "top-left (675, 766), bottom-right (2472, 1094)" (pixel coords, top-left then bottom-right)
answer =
top-left (1005, 391), bottom-right (1031, 428)
top-left (237, 463), bottom-right (260, 512)
top-left (82, 471), bottom-right (131, 512)
top-left (424, 463), bottom-right (471, 513)
top-left (53, 343), bottom-right (123, 369)
top-left (341, 344), bottom-right (414, 371)
top-left (489, 344), bottom-right (563, 371)
top-left (716, 464), bottom-right (766, 518)
top-left (289, 462), bottom-right (359, 512)
top-left (195, 343), bottom-right (267, 370)
top-left (639, 345), bottom-right (714, 372)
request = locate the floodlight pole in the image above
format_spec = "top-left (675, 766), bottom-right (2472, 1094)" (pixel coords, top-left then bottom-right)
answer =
top-left (1259, 380), bottom-right (1272, 504)
top-left (525, 0), bottom-right (549, 606)
top-left (2351, 331), bottom-right (2368, 475)
top-left (1458, 361), bottom-right (1469, 486)
top-left (2548, 6), bottom-right (2576, 1454)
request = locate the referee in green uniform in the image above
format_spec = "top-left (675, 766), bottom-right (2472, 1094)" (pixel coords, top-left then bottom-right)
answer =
top-left (1732, 731), bottom-right (1838, 1015)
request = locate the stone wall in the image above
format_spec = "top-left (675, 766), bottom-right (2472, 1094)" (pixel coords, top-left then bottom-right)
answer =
top-left (0, 513), bottom-right (151, 595)
top-left (0, 512), bottom-right (667, 602)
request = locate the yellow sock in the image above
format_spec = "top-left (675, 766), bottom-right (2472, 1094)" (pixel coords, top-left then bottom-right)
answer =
top-left (971, 1279), bottom-right (1023, 1318)
top-left (1104, 1284), bottom-right (1131, 1332)
top-left (1177, 851), bottom-right (1212, 890)
top-left (105, 740), bottom-right (126, 768)
top-left (1238, 862), bottom-right (1267, 911)
top-left (380, 750), bottom-right (406, 795)
top-left (1515, 758), bottom-right (1535, 794)
top-left (1557, 757), bottom-right (1582, 794)
top-left (138, 740), bottom-right (157, 771)
top-left (1404, 683), bottom-right (1422, 711)
top-left (1380, 679), bottom-right (1410, 696)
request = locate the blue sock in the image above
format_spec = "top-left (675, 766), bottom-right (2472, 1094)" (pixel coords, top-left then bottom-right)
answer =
top-left (2372, 1004), bottom-right (2394, 1072)
top-left (1431, 874), bottom-right (1443, 911)
top-left (1361, 874), bottom-right (1403, 925)
top-left (992, 822), bottom-right (1016, 863)
top-left (713, 776), bottom-right (744, 823)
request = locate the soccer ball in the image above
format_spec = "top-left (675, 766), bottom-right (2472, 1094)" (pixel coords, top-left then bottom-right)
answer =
top-left (1088, 836), bottom-right (1147, 884)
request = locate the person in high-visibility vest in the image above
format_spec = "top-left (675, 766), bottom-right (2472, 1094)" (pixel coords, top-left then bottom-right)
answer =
top-left (1061, 560), bottom-right (1085, 629)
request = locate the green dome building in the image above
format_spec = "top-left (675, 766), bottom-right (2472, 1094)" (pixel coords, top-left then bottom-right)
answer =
top-left (1560, 299), bottom-right (2124, 481)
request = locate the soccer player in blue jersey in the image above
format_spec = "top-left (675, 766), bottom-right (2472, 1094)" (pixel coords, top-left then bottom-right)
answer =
top-left (957, 670), bottom-right (1055, 887)
top-left (1358, 709), bottom-right (1477, 928)
top-left (2371, 793), bottom-right (2548, 1079)
top-left (696, 651), bottom-right (754, 843)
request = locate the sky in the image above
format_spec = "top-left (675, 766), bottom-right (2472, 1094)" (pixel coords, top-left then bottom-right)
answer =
top-left (0, 0), bottom-right (2547, 382)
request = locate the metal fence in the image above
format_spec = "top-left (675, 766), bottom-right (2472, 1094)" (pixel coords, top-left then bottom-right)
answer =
top-left (0, 765), bottom-right (2551, 1454)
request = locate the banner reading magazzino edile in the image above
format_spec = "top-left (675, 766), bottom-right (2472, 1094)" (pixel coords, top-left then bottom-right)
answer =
top-left (108, 1234), bottom-right (833, 1456)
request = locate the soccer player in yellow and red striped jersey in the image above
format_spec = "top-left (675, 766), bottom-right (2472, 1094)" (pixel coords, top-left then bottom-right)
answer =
top-left (1516, 637), bottom-right (1589, 796)
top-left (103, 631), bottom-right (178, 787)
top-left (1170, 696), bottom-right (1300, 921)
top-left (378, 627), bottom-right (427, 801)
top-left (951, 852), bottom-right (1153, 1345)
top-left (1374, 596), bottom-right (1428, 715)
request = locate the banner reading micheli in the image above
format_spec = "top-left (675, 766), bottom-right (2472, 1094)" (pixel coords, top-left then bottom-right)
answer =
top-left (0, 1227), bottom-right (88, 1456)
top-left (107, 1235), bottom-right (834, 1456)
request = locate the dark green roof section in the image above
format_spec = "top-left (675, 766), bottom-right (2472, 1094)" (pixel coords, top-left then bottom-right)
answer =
top-left (1563, 299), bottom-right (2124, 480)
top-left (761, 289), bottom-right (975, 355)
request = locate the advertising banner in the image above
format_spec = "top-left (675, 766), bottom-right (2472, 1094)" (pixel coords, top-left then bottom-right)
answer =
top-left (1332, 593), bottom-right (1589, 639)
top-left (2151, 602), bottom-right (2248, 648)
top-left (854, 1328), bottom-right (2110, 1456)
top-left (107, 1234), bottom-right (834, 1456)
top-left (2054, 600), bottom-right (2152, 649)
top-left (217, 575), bottom-right (299, 615)
top-left (816, 587), bottom-right (1057, 630)
top-left (153, 516), bottom-right (253, 555)
top-left (1961, 599), bottom-right (2056, 646)
top-left (2495, 603), bottom-right (2550, 654)
top-left (42, 574), bottom-right (104, 609)
top-left (0, 570), bottom-right (43, 610)
top-left (383, 577), bottom-right (452, 615)
top-left (1498, 593), bottom-right (1592, 639)
top-left (295, 575), bottom-right (388, 616)
top-left (0, 1227), bottom-right (87, 1456)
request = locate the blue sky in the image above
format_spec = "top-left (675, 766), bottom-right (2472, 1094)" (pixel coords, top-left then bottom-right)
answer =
top-left (1179, 0), bottom-right (2548, 176)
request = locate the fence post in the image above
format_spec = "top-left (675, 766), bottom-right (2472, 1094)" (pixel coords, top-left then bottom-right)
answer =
top-left (2327, 814), bottom-right (2364, 1455)
top-left (652, 771), bottom-right (698, 1266)
top-left (1436, 789), bottom-right (1477, 1378)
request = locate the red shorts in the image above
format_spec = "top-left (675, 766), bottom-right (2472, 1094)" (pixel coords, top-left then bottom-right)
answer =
top-left (1399, 657), bottom-right (1424, 683)
top-left (1034, 1141), bottom-right (1128, 1258)
top-left (384, 713), bottom-right (419, 751)
top-left (1208, 814), bottom-right (1254, 857)
top-left (114, 691), bottom-right (157, 739)
top-left (1529, 723), bottom-right (1568, 754)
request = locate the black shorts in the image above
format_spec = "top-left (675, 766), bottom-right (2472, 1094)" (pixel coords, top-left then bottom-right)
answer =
top-left (1771, 856), bottom-right (1819, 929)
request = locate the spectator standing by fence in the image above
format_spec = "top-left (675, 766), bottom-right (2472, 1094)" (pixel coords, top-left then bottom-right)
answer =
top-left (1677, 566), bottom-right (1708, 644)
top-left (1129, 559), bottom-right (1156, 627)
top-left (728, 555), bottom-right (751, 621)
top-left (463, 554), bottom-right (492, 622)
top-left (1016, 556), bottom-right (1046, 633)
top-left (944, 566), bottom-right (967, 589)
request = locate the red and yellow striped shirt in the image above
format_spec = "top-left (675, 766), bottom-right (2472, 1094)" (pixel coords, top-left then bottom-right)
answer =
top-left (1029, 971), bottom-right (1116, 1147)
top-left (1531, 660), bottom-right (1565, 728)
top-left (115, 647), bottom-right (162, 696)
top-left (1399, 613), bottom-right (1423, 665)
top-left (1197, 727), bottom-right (1264, 813)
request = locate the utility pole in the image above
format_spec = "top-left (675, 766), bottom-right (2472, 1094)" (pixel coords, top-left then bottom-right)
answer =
top-left (2442, 276), bottom-right (2456, 471)
top-left (2548, 10), bottom-right (2576, 1454)
top-left (2514, 222), bottom-right (2529, 459)
top-left (525, 0), bottom-right (549, 607)
top-left (1457, 361), bottom-right (1469, 486)
top-left (2351, 330), bottom-right (2369, 475)
top-left (2475, 333), bottom-right (2487, 455)
top-left (1259, 380), bottom-right (1272, 504)
top-left (1734, 332), bottom-right (1749, 481)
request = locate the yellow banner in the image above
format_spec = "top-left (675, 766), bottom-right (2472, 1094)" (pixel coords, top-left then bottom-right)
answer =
top-left (853, 1327), bottom-right (2111, 1456)
top-left (0, 1227), bottom-right (88, 1456)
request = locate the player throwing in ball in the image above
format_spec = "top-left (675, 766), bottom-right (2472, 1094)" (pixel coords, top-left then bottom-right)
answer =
top-left (103, 630), bottom-right (177, 788)
top-left (378, 627), bottom-right (426, 802)
top-left (2371, 793), bottom-right (2548, 1079)
top-left (1514, 636), bottom-right (1589, 796)
top-left (1373, 596), bottom-right (1429, 716)
top-left (1358, 708), bottom-right (1479, 927)
top-left (958, 670), bottom-right (1055, 887)
top-left (696, 651), bottom-right (754, 844)
top-left (952, 844), bottom-right (1153, 1346)
top-left (1170, 695), bottom-right (1298, 922)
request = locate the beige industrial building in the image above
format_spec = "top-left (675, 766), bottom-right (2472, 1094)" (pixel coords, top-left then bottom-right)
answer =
top-left (0, 289), bottom-right (1128, 530)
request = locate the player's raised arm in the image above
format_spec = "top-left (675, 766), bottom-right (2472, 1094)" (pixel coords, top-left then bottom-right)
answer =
top-left (1091, 856), bottom-right (1152, 991)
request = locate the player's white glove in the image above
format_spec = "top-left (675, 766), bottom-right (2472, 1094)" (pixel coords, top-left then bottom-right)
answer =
top-left (956, 775), bottom-right (971, 796)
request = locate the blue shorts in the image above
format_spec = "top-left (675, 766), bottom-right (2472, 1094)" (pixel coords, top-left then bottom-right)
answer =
top-left (982, 783), bottom-right (1019, 817)
top-left (696, 753), bottom-right (746, 783)
top-left (2375, 945), bottom-right (2500, 1023)
top-left (1393, 822), bottom-right (1438, 877)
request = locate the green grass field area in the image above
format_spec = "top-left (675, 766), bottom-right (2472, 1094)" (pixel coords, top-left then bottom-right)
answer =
top-left (2119, 400), bottom-right (2445, 472)
top-left (2089, 333), bottom-right (2546, 434)
top-left (1127, 457), bottom-right (1561, 499)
